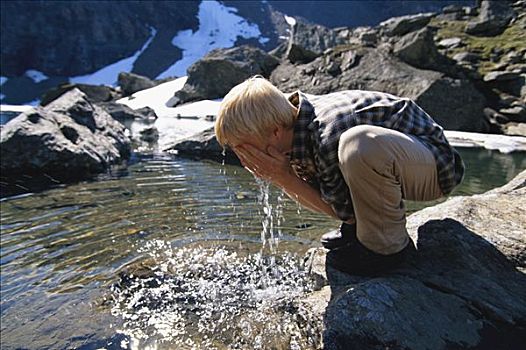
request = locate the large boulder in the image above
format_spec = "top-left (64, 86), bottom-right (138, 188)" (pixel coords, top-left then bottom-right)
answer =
top-left (40, 83), bottom-right (118, 106)
top-left (303, 170), bottom-right (526, 349)
top-left (118, 72), bottom-right (156, 96)
top-left (393, 27), bottom-right (455, 72)
top-left (285, 21), bottom-right (346, 64)
top-left (483, 70), bottom-right (525, 97)
top-left (465, 0), bottom-right (516, 36)
top-left (168, 46), bottom-right (279, 106)
top-left (164, 127), bottom-right (240, 165)
top-left (98, 101), bottom-right (157, 121)
top-left (0, 88), bottom-right (131, 182)
top-left (379, 12), bottom-right (435, 36)
top-left (271, 46), bottom-right (487, 132)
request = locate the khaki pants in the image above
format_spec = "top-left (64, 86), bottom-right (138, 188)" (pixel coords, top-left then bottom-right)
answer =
top-left (338, 125), bottom-right (443, 255)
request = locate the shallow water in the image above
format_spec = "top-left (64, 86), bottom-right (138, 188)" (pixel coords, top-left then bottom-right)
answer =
top-left (1, 148), bottom-right (525, 349)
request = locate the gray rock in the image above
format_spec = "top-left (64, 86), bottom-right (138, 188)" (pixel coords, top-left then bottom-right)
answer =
top-left (484, 70), bottom-right (525, 97)
top-left (282, 20), bottom-right (348, 65)
top-left (40, 83), bottom-right (118, 106)
top-left (340, 50), bottom-right (360, 71)
top-left (503, 122), bottom-right (526, 136)
top-left (0, 88), bottom-right (131, 181)
top-left (303, 170), bottom-right (526, 349)
top-left (379, 12), bottom-right (435, 36)
top-left (484, 107), bottom-right (509, 124)
top-left (482, 107), bottom-right (506, 133)
top-left (501, 51), bottom-right (524, 65)
top-left (358, 30), bottom-right (378, 46)
top-left (98, 101), bottom-right (157, 121)
top-left (499, 105), bottom-right (526, 122)
top-left (271, 47), bottom-right (486, 132)
top-left (288, 21), bottom-right (345, 58)
top-left (452, 51), bottom-right (481, 64)
top-left (393, 27), bottom-right (453, 71)
top-left (118, 72), bottom-right (156, 96)
top-left (139, 126), bottom-right (159, 143)
top-left (437, 37), bottom-right (463, 49)
top-left (165, 127), bottom-right (240, 165)
top-left (483, 70), bottom-right (521, 82)
top-left (169, 46), bottom-right (279, 106)
top-left (286, 44), bottom-right (320, 64)
top-left (415, 77), bottom-right (487, 131)
top-left (466, 0), bottom-right (516, 36)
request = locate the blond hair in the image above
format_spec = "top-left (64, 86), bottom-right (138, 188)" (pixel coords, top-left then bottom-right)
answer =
top-left (215, 76), bottom-right (296, 147)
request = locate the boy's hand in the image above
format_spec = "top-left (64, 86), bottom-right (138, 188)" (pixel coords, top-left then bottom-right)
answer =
top-left (234, 144), bottom-right (293, 187)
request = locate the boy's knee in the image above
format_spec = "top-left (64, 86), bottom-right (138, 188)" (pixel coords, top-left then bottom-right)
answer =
top-left (338, 125), bottom-right (388, 172)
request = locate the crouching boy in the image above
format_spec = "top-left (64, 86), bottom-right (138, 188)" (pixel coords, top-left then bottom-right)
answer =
top-left (215, 76), bottom-right (464, 275)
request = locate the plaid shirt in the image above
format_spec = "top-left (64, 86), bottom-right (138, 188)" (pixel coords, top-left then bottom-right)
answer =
top-left (288, 90), bottom-right (464, 221)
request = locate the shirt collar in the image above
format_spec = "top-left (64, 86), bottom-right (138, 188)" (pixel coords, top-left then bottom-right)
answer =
top-left (289, 91), bottom-right (316, 163)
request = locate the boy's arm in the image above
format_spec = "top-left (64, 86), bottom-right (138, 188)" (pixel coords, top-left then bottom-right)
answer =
top-left (235, 144), bottom-right (354, 223)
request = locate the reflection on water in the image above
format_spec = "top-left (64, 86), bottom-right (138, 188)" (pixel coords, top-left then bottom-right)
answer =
top-left (406, 148), bottom-right (526, 212)
top-left (1, 148), bottom-right (525, 349)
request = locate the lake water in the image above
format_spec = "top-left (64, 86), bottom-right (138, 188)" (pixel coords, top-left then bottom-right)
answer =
top-left (1, 148), bottom-right (525, 349)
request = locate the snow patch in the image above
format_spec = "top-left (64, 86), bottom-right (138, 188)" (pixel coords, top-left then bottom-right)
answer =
top-left (117, 76), bottom-right (219, 148)
top-left (0, 104), bottom-right (34, 113)
top-left (444, 130), bottom-right (526, 153)
top-left (117, 76), bottom-right (221, 118)
top-left (24, 70), bottom-right (48, 83)
top-left (70, 27), bottom-right (157, 86)
top-left (117, 77), bottom-right (188, 117)
top-left (156, 0), bottom-right (268, 79)
top-left (284, 15), bottom-right (297, 26)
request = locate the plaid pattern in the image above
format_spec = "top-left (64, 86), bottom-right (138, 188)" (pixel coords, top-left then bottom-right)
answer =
top-left (289, 90), bottom-right (465, 221)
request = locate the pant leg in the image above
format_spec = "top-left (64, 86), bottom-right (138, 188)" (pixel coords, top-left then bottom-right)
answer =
top-left (338, 125), bottom-right (443, 255)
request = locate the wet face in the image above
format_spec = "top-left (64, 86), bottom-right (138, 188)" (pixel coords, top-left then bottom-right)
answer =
top-left (231, 126), bottom-right (294, 157)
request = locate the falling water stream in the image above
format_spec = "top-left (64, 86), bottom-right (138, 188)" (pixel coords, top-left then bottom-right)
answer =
top-left (1, 148), bottom-right (525, 349)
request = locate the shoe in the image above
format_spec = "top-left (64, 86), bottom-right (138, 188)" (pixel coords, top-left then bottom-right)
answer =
top-left (326, 239), bottom-right (416, 276)
top-left (320, 223), bottom-right (357, 250)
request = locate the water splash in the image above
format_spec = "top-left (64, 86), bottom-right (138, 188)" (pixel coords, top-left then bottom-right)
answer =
top-left (255, 178), bottom-right (284, 256)
top-left (109, 241), bottom-right (321, 349)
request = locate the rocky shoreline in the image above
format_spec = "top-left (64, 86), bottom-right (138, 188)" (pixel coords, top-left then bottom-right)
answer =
top-left (301, 169), bottom-right (526, 349)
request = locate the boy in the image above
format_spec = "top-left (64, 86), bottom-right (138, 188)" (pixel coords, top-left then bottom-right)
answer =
top-left (215, 76), bottom-right (464, 275)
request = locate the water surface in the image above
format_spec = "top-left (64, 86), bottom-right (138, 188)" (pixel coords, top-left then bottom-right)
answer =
top-left (1, 148), bottom-right (525, 349)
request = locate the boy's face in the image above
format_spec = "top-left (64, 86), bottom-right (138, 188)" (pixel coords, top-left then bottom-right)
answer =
top-left (232, 126), bottom-right (294, 157)
top-left (231, 136), bottom-right (268, 155)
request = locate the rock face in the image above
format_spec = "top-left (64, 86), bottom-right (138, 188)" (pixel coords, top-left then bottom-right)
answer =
top-left (0, 89), bottom-right (131, 181)
top-left (286, 21), bottom-right (346, 64)
top-left (0, 1), bottom-right (200, 77)
top-left (165, 127), bottom-right (240, 165)
top-left (169, 46), bottom-right (280, 106)
top-left (393, 27), bottom-right (454, 72)
top-left (303, 170), bottom-right (526, 349)
top-left (465, 0), bottom-right (516, 36)
top-left (271, 46), bottom-right (486, 131)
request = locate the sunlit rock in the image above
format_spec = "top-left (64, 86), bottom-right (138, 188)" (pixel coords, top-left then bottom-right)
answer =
top-left (1, 88), bottom-right (131, 182)
top-left (303, 170), bottom-right (526, 349)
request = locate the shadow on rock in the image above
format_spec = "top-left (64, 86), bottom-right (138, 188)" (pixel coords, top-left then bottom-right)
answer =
top-left (322, 218), bottom-right (526, 350)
